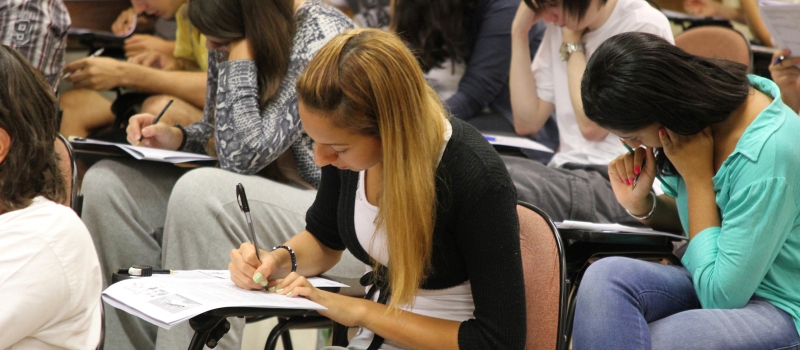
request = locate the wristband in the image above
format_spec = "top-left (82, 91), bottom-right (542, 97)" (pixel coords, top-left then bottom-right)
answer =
top-left (174, 124), bottom-right (187, 150)
top-left (272, 245), bottom-right (297, 272)
top-left (626, 190), bottom-right (657, 220)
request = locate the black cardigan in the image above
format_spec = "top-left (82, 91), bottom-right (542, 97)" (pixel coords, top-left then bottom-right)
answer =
top-left (306, 118), bottom-right (526, 349)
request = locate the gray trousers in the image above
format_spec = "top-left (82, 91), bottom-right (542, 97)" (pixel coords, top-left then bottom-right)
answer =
top-left (502, 155), bottom-right (640, 226)
top-left (82, 160), bottom-right (363, 350)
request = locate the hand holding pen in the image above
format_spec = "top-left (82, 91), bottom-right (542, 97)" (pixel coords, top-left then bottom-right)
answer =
top-left (608, 141), bottom-right (659, 217)
top-left (61, 48), bottom-right (104, 80)
top-left (126, 100), bottom-right (182, 149)
top-left (134, 99), bottom-right (173, 146)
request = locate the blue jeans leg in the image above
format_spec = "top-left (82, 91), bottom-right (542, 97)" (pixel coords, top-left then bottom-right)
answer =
top-left (650, 297), bottom-right (800, 350)
top-left (572, 257), bottom-right (800, 350)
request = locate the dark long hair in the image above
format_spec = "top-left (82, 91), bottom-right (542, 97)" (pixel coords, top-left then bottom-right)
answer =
top-left (523, 0), bottom-right (608, 23)
top-left (0, 45), bottom-right (66, 212)
top-left (581, 32), bottom-right (750, 175)
top-left (391, 0), bottom-right (478, 71)
top-left (188, 0), bottom-right (295, 107)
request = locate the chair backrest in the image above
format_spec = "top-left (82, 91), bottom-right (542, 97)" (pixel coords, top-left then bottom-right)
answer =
top-left (675, 25), bottom-right (752, 69)
top-left (517, 201), bottom-right (567, 350)
top-left (54, 133), bottom-right (83, 216)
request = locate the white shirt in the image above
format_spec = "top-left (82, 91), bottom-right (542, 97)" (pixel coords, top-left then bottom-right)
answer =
top-left (349, 121), bottom-right (471, 350)
top-left (425, 59), bottom-right (467, 101)
top-left (531, 0), bottom-right (674, 167)
top-left (0, 198), bottom-right (102, 350)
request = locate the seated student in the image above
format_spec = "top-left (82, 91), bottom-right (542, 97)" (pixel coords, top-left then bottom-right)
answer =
top-left (573, 32), bottom-right (800, 349)
top-left (229, 28), bottom-right (526, 350)
top-left (683, 0), bottom-right (774, 47)
top-left (505, 0), bottom-right (673, 223)
top-left (0, 0), bottom-right (69, 90)
top-left (0, 45), bottom-right (102, 349)
top-left (330, 0), bottom-right (557, 160)
top-left (59, 0), bottom-right (208, 138)
top-left (79, 0), bottom-right (357, 348)
top-left (111, 6), bottom-right (176, 58)
top-left (770, 49), bottom-right (800, 113)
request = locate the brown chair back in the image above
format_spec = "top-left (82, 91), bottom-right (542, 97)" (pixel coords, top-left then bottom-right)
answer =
top-left (675, 25), bottom-right (752, 68)
top-left (518, 202), bottom-right (567, 350)
top-left (54, 134), bottom-right (82, 215)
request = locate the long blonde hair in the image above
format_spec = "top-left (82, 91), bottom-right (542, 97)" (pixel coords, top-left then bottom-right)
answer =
top-left (296, 28), bottom-right (447, 309)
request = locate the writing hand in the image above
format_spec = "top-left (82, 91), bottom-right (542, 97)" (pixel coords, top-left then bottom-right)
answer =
top-left (270, 272), bottom-right (362, 327)
top-left (609, 146), bottom-right (657, 216)
top-left (126, 113), bottom-right (183, 149)
top-left (769, 49), bottom-right (800, 95)
top-left (63, 57), bottom-right (125, 90)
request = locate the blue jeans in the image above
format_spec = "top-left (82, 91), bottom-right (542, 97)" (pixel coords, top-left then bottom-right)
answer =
top-left (573, 257), bottom-right (800, 350)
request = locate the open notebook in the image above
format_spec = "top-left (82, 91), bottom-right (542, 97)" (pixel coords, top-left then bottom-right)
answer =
top-left (103, 270), bottom-right (348, 329)
top-left (70, 138), bottom-right (217, 165)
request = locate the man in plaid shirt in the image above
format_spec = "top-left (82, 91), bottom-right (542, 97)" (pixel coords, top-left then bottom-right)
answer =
top-left (1, 0), bottom-right (70, 90)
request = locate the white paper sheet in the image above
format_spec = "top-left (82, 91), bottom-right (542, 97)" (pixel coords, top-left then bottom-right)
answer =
top-left (102, 270), bottom-right (348, 329)
top-left (70, 138), bottom-right (216, 164)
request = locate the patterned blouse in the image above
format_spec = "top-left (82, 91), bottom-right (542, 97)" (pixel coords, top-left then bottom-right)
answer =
top-left (181, 0), bottom-right (355, 188)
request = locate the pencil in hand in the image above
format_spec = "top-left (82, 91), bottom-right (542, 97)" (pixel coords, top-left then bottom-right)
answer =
top-left (135, 99), bottom-right (174, 146)
top-left (61, 48), bottom-right (105, 80)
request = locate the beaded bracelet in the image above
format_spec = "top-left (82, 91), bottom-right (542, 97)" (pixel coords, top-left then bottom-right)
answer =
top-left (272, 245), bottom-right (297, 272)
top-left (626, 190), bottom-right (657, 220)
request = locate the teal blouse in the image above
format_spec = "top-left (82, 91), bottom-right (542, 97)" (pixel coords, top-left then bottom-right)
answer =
top-left (663, 75), bottom-right (800, 333)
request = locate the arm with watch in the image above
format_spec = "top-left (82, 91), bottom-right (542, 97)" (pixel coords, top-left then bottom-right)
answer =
top-left (561, 28), bottom-right (610, 142)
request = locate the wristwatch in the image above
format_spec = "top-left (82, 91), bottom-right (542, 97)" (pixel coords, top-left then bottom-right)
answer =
top-left (560, 42), bottom-right (585, 61)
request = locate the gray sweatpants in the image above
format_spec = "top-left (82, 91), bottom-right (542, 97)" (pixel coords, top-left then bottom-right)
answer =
top-left (82, 160), bottom-right (363, 350)
top-left (502, 155), bottom-right (640, 226)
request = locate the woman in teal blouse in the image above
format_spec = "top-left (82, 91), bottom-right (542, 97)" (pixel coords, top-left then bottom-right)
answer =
top-left (572, 32), bottom-right (800, 349)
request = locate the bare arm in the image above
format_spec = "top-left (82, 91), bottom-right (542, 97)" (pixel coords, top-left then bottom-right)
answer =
top-left (120, 65), bottom-right (207, 108)
top-left (740, 0), bottom-right (773, 47)
top-left (562, 30), bottom-right (609, 142)
top-left (509, 3), bottom-right (555, 136)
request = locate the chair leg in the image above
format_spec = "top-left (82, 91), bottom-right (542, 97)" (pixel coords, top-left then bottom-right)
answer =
top-left (264, 318), bottom-right (294, 350)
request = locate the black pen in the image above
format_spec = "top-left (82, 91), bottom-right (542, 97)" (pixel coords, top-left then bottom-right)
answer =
top-left (135, 99), bottom-right (174, 146)
top-left (117, 266), bottom-right (174, 276)
top-left (236, 183), bottom-right (260, 262)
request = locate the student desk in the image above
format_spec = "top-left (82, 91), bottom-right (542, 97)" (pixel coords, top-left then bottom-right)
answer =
top-left (558, 228), bottom-right (685, 346)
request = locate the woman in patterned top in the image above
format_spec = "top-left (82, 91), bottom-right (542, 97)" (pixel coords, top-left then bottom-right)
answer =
top-left (79, 0), bottom-right (359, 349)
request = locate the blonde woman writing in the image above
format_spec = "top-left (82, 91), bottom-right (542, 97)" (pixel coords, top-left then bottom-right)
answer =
top-left (228, 28), bottom-right (526, 349)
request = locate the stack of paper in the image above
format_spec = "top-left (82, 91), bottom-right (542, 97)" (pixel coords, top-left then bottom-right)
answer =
top-left (102, 270), bottom-right (347, 329)
top-left (70, 138), bottom-right (217, 164)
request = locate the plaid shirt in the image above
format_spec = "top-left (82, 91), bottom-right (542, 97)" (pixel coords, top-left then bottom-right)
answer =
top-left (1, 0), bottom-right (70, 90)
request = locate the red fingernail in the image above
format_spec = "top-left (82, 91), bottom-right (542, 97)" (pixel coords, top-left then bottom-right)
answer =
top-left (659, 129), bottom-right (665, 136)
top-left (634, 166), bottom-right (641, 175)
top-left (620, 177), bottom-right (625, 183)
top-left (626, 179), bottom-right (631, 185)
